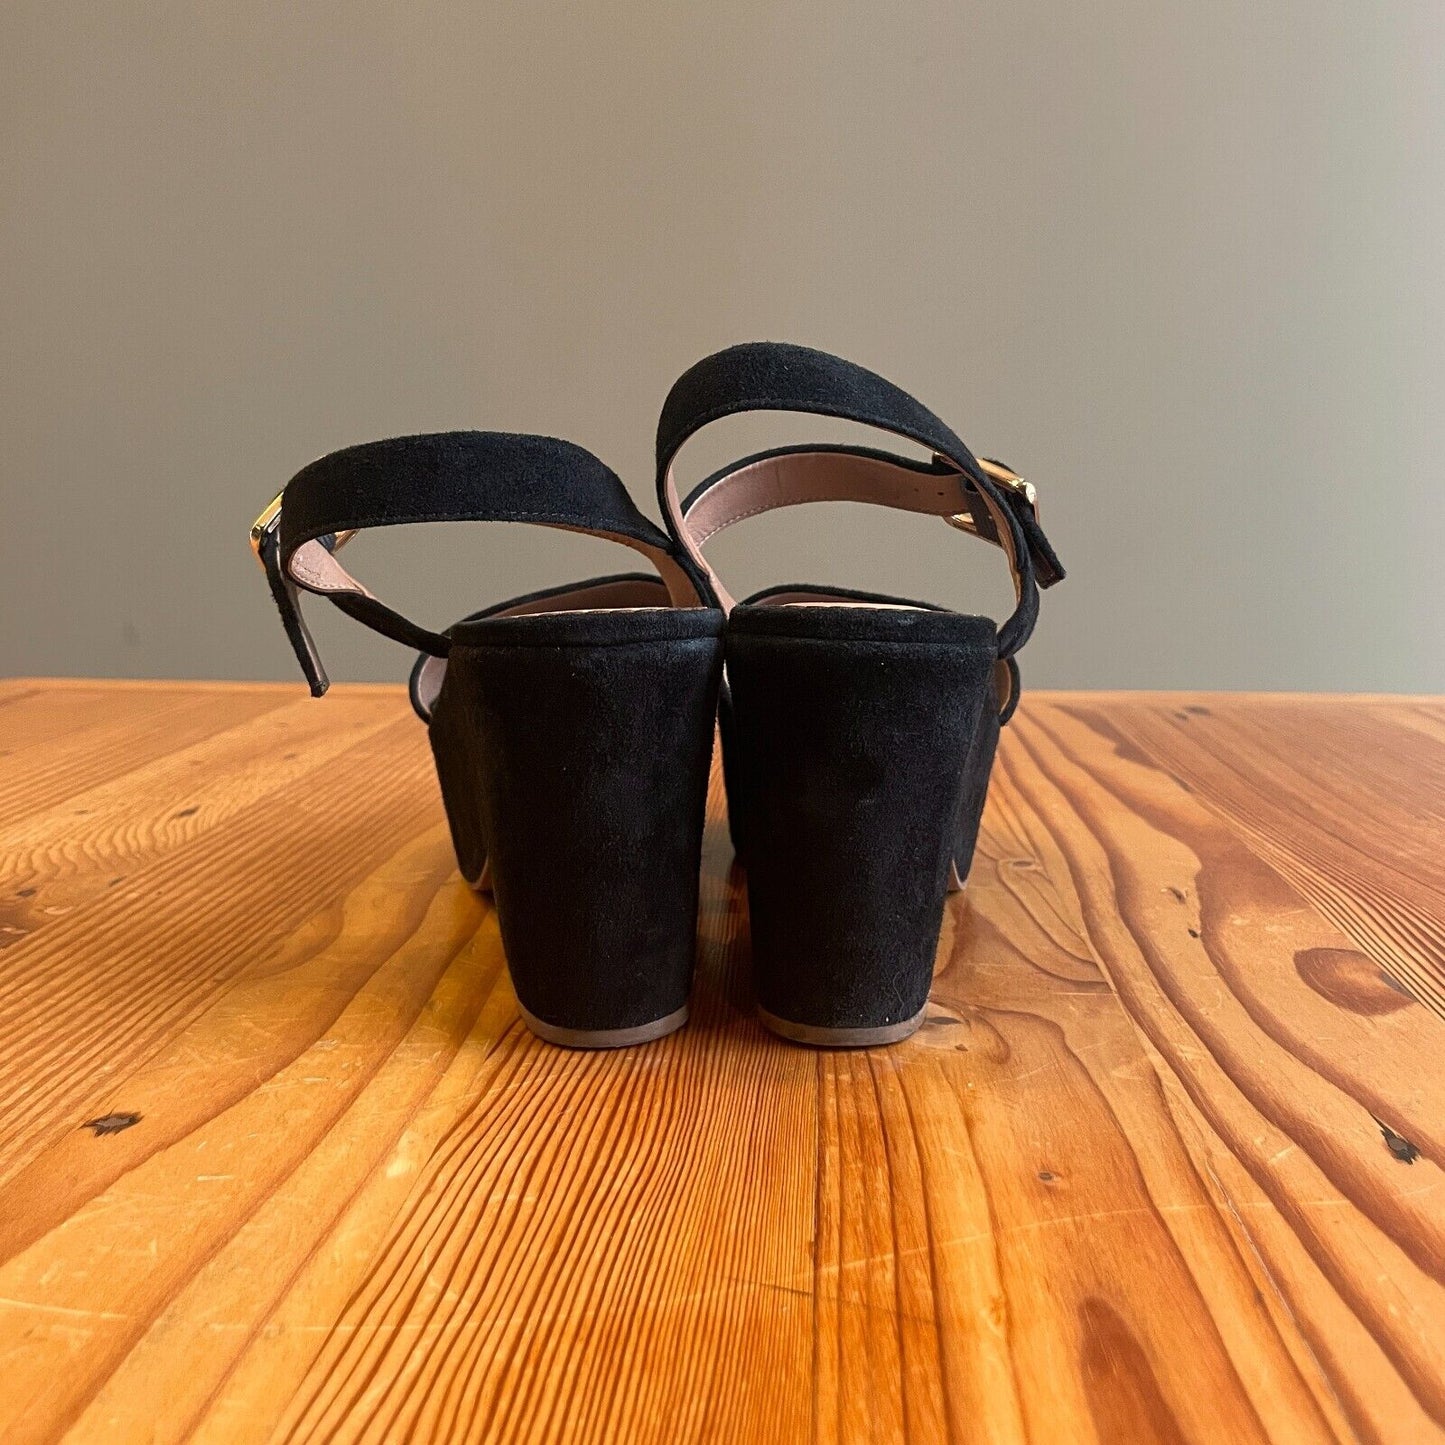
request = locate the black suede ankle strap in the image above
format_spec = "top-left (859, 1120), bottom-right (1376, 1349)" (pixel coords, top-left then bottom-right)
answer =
top-left (253, 431), bottom-right (708, 694)
top-left (654, 342), bottom-right (1063, 662)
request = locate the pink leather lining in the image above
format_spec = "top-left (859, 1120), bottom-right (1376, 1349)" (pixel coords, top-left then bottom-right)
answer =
top-left (288, 524), bottom-right (701, 612)
top-left (408, 576), bottom-right (673, 721)
top-left (685, 452), bottom-right (965, 544)
top-left (663, 448), bottom-right (1026, 613)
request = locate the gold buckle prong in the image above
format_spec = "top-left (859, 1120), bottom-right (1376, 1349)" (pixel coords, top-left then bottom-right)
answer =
top-left (249, 491), bottom-right (285, 571)
top-left (249, 491), bottom-right (357, 574)
top-left (947, 459), bottom-right (1038, 535)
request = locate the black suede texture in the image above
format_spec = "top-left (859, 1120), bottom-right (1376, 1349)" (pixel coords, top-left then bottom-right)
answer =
top-left (723, 586), bottom-right (1007, 878)
top-left (283, 431), bottom-right (675, 559)
top-left (264, 430), bottom-right (712, 687)
top-left (257, 524), bottom-right (331, 696)
top-left (426, 681), bottom-right (490, 885)
top-left (650, 343), bottom-right (1066, 1041)
top-left (718, 584), bottom-right (954, 861)
top-left (953, 687), bottom-right (1001, 884)
top-left (654, 342), bottom-right (1055, 657)
top-left (407, 573), bottom-right (670, 721)
top-left (725, 604), bottom-right (997, 1033)
top-left (429, 607), bottom-right (725, 1033)
top-left (657, 343), bottom-right (981, 487)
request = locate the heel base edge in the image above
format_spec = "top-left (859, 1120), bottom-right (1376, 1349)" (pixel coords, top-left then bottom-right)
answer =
top-left (518, 1002), bottom-right (688, 1050)
top-left (758, 1003), bottom-right (929, 1049)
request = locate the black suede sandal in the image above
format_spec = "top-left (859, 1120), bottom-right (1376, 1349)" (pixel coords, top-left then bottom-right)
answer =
top-left (654, 344), bottom-right (1064, 1047)
top-left (250, 432), bottom-right (722, 1048)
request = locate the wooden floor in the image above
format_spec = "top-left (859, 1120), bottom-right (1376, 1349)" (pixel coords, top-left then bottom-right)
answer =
top-left (0, 681), bottom-right (1442, 1444)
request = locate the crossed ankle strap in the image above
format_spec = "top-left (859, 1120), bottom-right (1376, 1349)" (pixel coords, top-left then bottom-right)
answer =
top-left (654, 343), bottom-right (1063, 664)
top-left (251, 431), bottom-right (710, 695)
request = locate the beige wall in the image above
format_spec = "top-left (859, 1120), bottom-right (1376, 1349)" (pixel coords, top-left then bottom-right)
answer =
top-left (3, 1), bottom-right (1442, 691)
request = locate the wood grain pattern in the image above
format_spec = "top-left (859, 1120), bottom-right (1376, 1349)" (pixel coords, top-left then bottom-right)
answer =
top-left (0, 679), bottom-right (1441, 1444)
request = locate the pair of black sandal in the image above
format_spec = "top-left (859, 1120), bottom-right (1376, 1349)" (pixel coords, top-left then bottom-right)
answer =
top-left (250, 342), bottom-right (1064, 1049)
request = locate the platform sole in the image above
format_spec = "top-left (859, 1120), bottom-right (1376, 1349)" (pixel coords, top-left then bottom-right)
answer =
top-left (757, 1002), bottom-right (929, 1049)
top-left (518, 1002), bottom-right (689, 1050)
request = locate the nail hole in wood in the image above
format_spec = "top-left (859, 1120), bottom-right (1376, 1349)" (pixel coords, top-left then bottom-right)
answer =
top-left (82, 1113), bottom-right (142, 1137)
top-left (1375, 1119), bottom-right (1420, 1164)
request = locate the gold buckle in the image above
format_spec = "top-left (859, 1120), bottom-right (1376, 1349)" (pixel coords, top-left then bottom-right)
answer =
top-left (947, 458), bottom-right (1038, 537)
top-left (249, 491), bottom-right (284, 571)
top-left (249, 490), bottom-right (356, 573)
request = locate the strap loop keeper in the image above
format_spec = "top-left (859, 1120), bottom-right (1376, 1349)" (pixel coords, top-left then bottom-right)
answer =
top-left (946, 458), bottom-right (1064, 591)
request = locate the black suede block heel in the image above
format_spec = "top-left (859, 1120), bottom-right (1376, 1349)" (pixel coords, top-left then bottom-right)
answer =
top-left (249, 431), bottom-right (720, 1048)
top-left (952, 666), bottom-right (1007, 889)
top-left (652, 343), bottom-right (1065, 1048)
top-left (431, 609), bottom-right (723, 1044)
top-left (726, 605), bottom-right (996, 1044)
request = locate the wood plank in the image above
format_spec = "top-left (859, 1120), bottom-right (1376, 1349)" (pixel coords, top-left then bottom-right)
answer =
top-left (0, 686), bottom-right (291, 820)
top-left (0, 684), bottom-right (1439, 1443)
top-left (0, 707), bottom-right (440, 1191)
top-left (0, 691), bottom-right (406, 953)
top-left (1013, 699), bottom-right (1445, 1443)
top-left (1093, 696), bottom-right (1445, 1017)
top-left (0, 682), bottom-right (214, 753)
